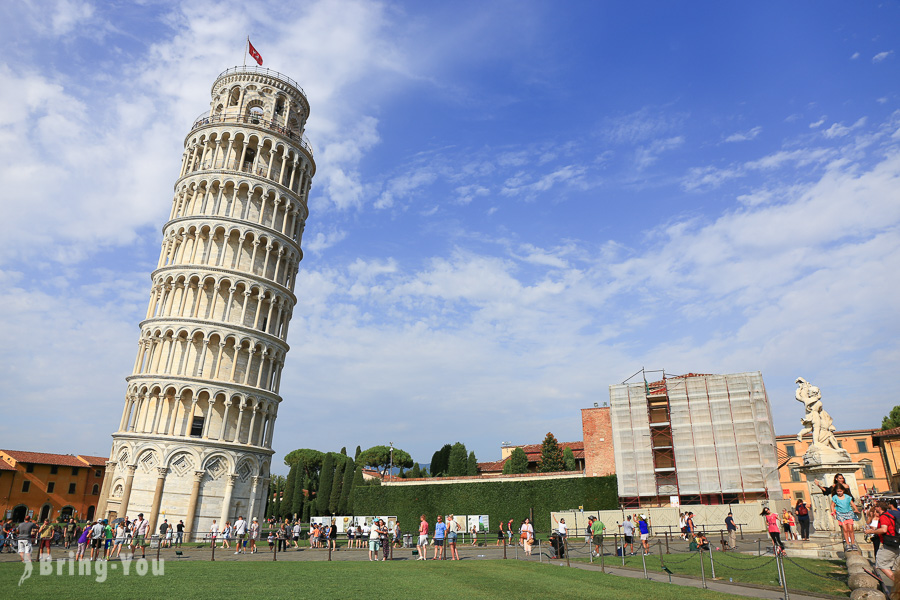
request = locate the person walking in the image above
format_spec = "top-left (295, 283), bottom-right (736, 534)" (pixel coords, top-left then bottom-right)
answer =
top-left (417, 514), bottom-right (429, 560)
top-left (368, 520), bottom-right (382, 561)
top-left (209, 520), bottom-right (219, 548)
top-left (520, 518), bottom-right (534, 555)
top-left (619, 515), bottom-right (635, 555)
top-left (89, 519), bottom-right (105, 561)
top-left (103, 519), bottom-right (114, 559)
top-left (864, 501), bottom-right (900, 586)
top-left (795, 499), bottom-right (811, 540)
top-left (249, 517), bottom-right (259, 554)
top-left (762, 507), bottom-right (784, 554)
top-left (277, 523), bottom-right (287, 552)
top-left (496, 521), bottom-right (504, 547)
top-left (234, 516), bottom-right (247, 554)
top-left (432, 515), bottom-right (446, 560)
top-left (175, 520), bottom-right (184, 547)
top-left (134, 513), bottom-right (150, 558)
top-left (75, 521), bottom-right (90, 561)
top-left (64, 518), bottom-right (76, 550)
top-left (725, 512), bottom-right (737, 550)
top-left (112, 520), bottom-right (126, 559)
top-left (37, 519), bottom-right (55, 560)
top-left (17, 516), bottom-right (37, 563)
top-left (591, 516), bottom-right (606, 557)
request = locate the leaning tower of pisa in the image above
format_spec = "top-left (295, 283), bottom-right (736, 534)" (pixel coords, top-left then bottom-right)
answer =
top-left (97, 66), bottom-right (314, 536)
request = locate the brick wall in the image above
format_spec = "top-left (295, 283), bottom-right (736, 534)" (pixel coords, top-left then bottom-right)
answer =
top-left (582, 407), bottom-right (615, 477)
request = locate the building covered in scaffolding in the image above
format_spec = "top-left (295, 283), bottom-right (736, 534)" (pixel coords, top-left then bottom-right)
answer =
top-left (609, 371), bottom-right (781, 507)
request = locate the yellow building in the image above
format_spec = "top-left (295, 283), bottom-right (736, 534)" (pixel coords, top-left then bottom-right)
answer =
top-left (775, 429), bottom-right (888, 502)
top-left (873, 427), bottom-right (900, 492)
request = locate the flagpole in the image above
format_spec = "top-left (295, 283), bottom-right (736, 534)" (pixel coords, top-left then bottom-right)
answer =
top-left (243, 36), bottom-right (248, 67)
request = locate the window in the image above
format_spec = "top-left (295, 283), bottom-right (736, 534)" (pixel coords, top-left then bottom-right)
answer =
top-left (71, 467), bottom-right (79, 476)
top-left (25, 463), bottom-right (34, 473)
top-left (47, 482), bottom-right (55, 493)
top-left (50, 465), bottom-right (58, 475)
top-left (190, 416), bottom-right (205, 437)
top-left (22, 481), bottom-right (30, 492)
top-left (862, 461), bottom-right (875, 479)
top-left (95, 469), bottom-right (102, 477)
top-left (837, 441), bottom-right (843, 448)
top-left (785, 444), bottom-right (796, 457)
top-left (794, 491), bottom-right (805, 500)
top-left (857, 440), bottom-right (868, 453)
top-left (92, 484), bottom-right (100, 495)
top-left (790, 468), bottom-right (801, 482)
top-left (68, 483), bottom-right (76, 495)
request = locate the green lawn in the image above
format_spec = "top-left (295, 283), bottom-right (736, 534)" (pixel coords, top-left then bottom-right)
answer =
top-left (574, 551), bottom-right (848, 597)
top-left (1, 560), bottom-right (752, 600)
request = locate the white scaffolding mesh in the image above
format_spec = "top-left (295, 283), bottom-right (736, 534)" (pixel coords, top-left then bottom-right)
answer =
top-left (609, 371), bottom-right (780, 500)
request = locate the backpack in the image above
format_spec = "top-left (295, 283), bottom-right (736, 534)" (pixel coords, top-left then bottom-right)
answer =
top-left (882, 510), bottom-right (900, 548)
top-left (796, 504), bottom-right (808, 516)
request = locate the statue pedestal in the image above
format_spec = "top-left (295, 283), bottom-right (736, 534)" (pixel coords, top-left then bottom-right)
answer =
top-left (796, 448), bottom-right (861, 539)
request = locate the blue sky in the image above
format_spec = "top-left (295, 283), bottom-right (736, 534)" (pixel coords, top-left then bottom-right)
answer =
top-left (1, 0), bottom-right (898, 474)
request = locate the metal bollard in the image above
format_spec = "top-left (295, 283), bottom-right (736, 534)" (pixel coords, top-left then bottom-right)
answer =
top-left (564, 536), bottom-right (570, 568)
top-left (665, 530), bottom-right (670, 554)
top-left (641, 550), bottom-right (648, 579)
top-left (758, 539), bottom-right (761, 556)
top-left (273, 538), bottom-right (277, 561)
top-left (621, 533), bottom-right (626, 566)
top-left (328, 541), bottom-right (332, 562)
top-left (739, 524), bottom-right (744, 540)
top-left (698, 549), bottom-right (707, 589)
top-left (600, 536), bottom-right (605, 573)
top-left (708, 546), bottom-right (716, 579)
top-left (539, 538), bottom-right (542, 564)
top-left (778, 553), bottom-right (790, 600)
top-left (503, 538), bottom-right (507, 560)
top-left (211, 539), bottom-right (216, 562)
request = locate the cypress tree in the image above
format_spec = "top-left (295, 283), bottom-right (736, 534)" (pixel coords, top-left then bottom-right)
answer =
top-left (329, 461), bottom-right (345, 514)
top-left (503, 447), bottom-right (529, 474)
top-left (292, 472), bottom-right (305, 517)
top-left (352, 465), bottom-right (364, 488)
top-left (338, 459), bottom-right (355, 514)
top-left (302, 499), bottom-right (311, 523)
top-left (317, 453), bottom-right (335, 515)
top-left (467, 451), bottom-right (478, 476)
top-left (282, 465), bottom-right (296, 518)
top-left (448, 442), bottom-right (468, 476)
top-left (563, 447), bottom-right (577, 471)
top-left (410, 463), bottom-right (421, 478)
top-left (354, 446), bottom-right (362, 461)
top-left (340, 446), bottom-right (347, 455)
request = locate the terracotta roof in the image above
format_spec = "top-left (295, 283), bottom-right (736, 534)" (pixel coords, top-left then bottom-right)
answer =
top-left (873, 427), bottom-right (900, 438)
top-left (0, 461), bottom-right (15, 471)
top-left (1, 450), bottom-right (93, 468)
top-left (519, 441), bottom-right (584, 460)
top-left (776, 429), bottom-right (879, 440)
top-left (77, 455), bottom-right (109, 466)
top-left (477, 460), bottom-right (505, 473)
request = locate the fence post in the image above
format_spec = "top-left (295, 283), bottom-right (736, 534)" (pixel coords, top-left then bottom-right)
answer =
top-left (328, 540), bottom-right (332, 561)
top-left (211, 538), bottom-right (216, 562)
top-left (698, 549), bottom-right (707, 589)
top-left (739, 524), bottom-right (744, 540)
top-left (778, 553), bottom-right (790, 600)
top-left (641, 550), bottom-right (648, 579)
top-left (657, 539), bottom-right (664, 569)
top-left (758, 539), bottom-right (761, 556)
top-left (503, 537), bottom-right (507, 560)
top-left (665, 530), bottom-right (670, 554)
top-left (565, 536), bottom-right (570, 567)
top-left (708, 546), bottom-right (716, 579)
top-left (539, 538), bottom-right (542, 564)
top-left (273, 537), bottom-right (277, 561)
top-left (621, 533), bottom-right (626, 566)
top-left (600, 536), bottom-right (605, 573)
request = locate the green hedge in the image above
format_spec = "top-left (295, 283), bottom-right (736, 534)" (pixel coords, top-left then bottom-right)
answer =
top-left (350, 475), bottom-right (617, 534)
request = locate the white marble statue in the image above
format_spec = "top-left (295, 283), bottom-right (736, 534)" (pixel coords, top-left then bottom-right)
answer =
top-left (795, 377), bottom-right (841, 450)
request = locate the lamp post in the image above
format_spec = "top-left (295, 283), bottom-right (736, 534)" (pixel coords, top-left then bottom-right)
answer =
top-left (389, 442), bottom-right (393, 481)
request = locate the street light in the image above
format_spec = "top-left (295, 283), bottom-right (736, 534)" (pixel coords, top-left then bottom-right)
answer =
top-left (389, 442), bottom-right (393, 481)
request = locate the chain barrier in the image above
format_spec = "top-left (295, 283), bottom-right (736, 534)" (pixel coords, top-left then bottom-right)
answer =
top-left (783, 556), bottom-right (848, 581)
top-left (714, 555), bottom-right (778, 571)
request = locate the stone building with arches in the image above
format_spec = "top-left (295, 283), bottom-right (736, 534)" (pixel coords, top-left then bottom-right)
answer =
top-left (97, 66), bottom-right (315, 536)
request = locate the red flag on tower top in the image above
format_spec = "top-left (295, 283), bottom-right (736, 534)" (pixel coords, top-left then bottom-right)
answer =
top-left (248, 40), bottom-right (263, 66)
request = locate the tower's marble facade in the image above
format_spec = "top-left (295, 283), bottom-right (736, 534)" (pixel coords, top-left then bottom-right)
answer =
top-left (97, 66), bottom-right (314, 536)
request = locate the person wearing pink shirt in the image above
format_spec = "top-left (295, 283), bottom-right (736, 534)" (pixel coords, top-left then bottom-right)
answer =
top-left (416, 515), bottom-right (429, 561)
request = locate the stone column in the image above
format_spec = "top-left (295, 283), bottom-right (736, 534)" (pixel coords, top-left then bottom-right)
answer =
top-left (148, 467), bottom-right (168, 534)
top-left (219, 474), bottom-right (237, 527)
top-left (184, 470), bottom-right (205, 542)
top-left (798, 461), bottom-right (863, 538)
top-left (96, 461), bottom-right (117, 519)
top-left (118, 465), bottom-right (137, 518)
top-left (248, 476), bottom-right (260, 524)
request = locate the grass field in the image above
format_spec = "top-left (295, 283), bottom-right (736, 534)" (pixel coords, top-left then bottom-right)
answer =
top-left (0, 559), bottom-right (757, 600)
top-left (572, 551), bottom-right (848, 597)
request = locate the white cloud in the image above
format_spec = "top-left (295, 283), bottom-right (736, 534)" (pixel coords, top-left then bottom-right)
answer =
top-left (822, 117), bottom-right (868, 139)
top-left (809, 117), bottom-right (826, 129)
top-left (851, 52), bottom-right (860, 60)
top-left (635, 136), bottom-right (684, 169)
top-left (725, 126), bottom-right (762, 143)
top-left (603, 107), bottom-right (686, 145)
top-left (873, 50), bottom-right (894, 63)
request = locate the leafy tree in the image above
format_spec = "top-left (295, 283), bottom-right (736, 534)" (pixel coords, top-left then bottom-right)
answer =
top-left (357, 445), bottom-right (413, 476)
top-left (317, 453), bottom-right (335, 515)
top-left (467, 451), bottom-right (478, 476)
top-left (340, 446), bottom-right (347, 455)
top-left (883, 406), bottom-right (900, 430)
top-left (339, 459), bottom-right (355, 514)
top-left (329, 461), bottom-right (345, 514)
top-left (538, 432), bottom-right (565, 473)
top-left (409, 463), bottom-right (422, 478)
top-left (448, 442), bottom-right (468, 476)
top-left (563, 447), bottom-right (577, 471)
top-left (282, 464), bottom-right (296, 518)
top-left (354, 446), bottom-right (362, 461)
top-left (503, 447), bottom-right (529, 474)
top-left (284, 449), bottom-right (325, 477)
